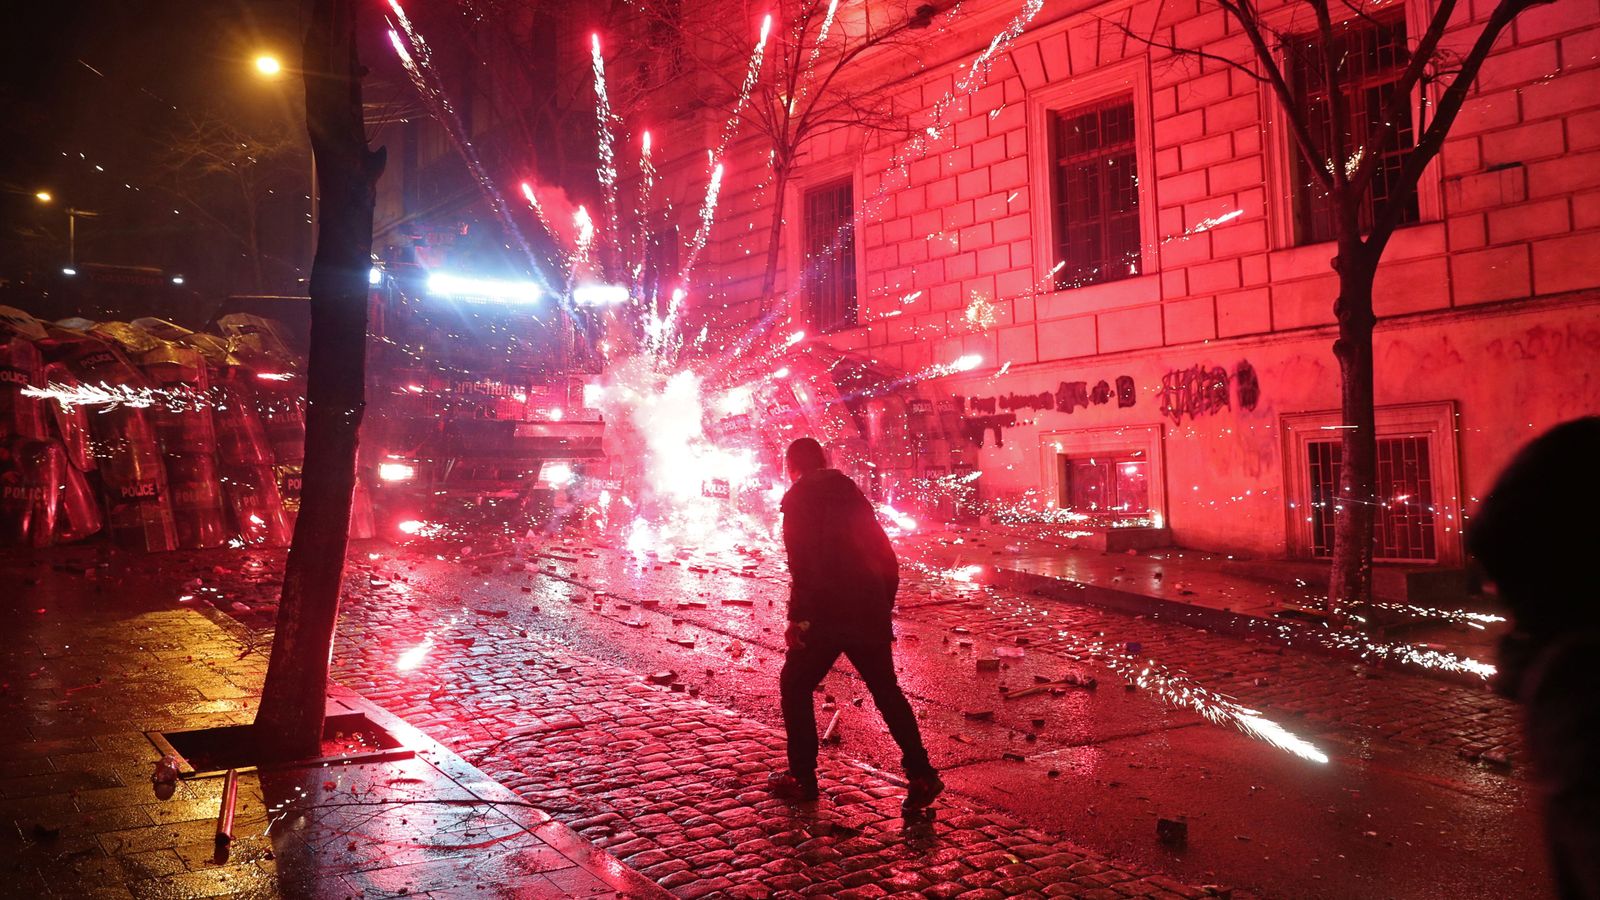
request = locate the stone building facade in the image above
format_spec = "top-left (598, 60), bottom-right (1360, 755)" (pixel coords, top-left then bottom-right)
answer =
top-left (653, 0), bottom-right (1600, 564)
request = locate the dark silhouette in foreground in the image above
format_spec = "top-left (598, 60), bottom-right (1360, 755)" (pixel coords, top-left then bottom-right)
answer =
top-left (773, 437), bottom-right (941, 812)
top-left (1469, 416), bottom-right (1600, 900)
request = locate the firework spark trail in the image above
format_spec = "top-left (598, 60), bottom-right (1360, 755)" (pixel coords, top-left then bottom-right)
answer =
top-left (1364, 601), bottom-right (1506, 630)
top-left (1298, 629), bottom-right (1499, 679)
top-left (676, 162), bottom-right (725, 301)
top-left (830, 354), bottom-right (986, 404)
top-left (519, 182), bottom-right (558, 249)
top-left (591, 33), bottom-right (620, 267)
top-left (385, 24), bottom-right (497, 218)
top-left (906, 560), bottom-right (1329, 763)
top-left (386, 2), bottom-right (554, 297)
top-left (740, 329), bottom-right (807, 370)
top-left (673, 16), bottom-right (772, 295)
top-left (712, 15), bottom-right (774, 164)
top-left (646, 288), bottom-right (688, 361)
top-left (572, 205), bottom-right (597, 276)
top-left (853, 2), bottom-right (1227, 320)
top-left (765, 0), bottom-right (1042, 355)
top-left (23, 381), bottom-right (217, 412)
top-left (659, 1), bottom-right (1042, 383)
top-left (667, 15), bottom-right (771, 299)
top-left (634, 131), bottom-right (658, 298)
top-left (791, 0), bottom-right (842, 111)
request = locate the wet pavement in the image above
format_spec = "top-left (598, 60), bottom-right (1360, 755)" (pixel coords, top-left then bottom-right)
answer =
top-left (921, 526), bottom-right (1505, 665)
top-left (0, 547), bottom-right (668, 899)
top-left (2, 525), bottom-right (1549, 899)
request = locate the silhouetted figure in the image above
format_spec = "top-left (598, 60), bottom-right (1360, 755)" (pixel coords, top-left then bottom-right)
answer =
top-left (771, 437), bottom-right (942, 812)
top-left (1468, 416), bottom-right (1600, 900)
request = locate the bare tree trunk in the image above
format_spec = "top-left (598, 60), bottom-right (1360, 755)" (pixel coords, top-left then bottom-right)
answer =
top-left (1327, 239), bottom-right (1380, 612)
top-left (759, 163), bottom-right (792, 304)
top-left (253, 0), bottom-right (385, 759)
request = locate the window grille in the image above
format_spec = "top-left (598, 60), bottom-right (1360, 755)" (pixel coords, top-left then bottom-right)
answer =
top-left (1307, 435), bottom-right (1437, 561)
top-left (803, 179), bottom-right (858, 332)
top-left (1285, 14), bottom-right (1419, 245)
top-left (1050, 96), bottom-right (1141, 289)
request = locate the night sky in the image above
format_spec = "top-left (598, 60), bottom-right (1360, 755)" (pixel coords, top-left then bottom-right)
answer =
top-left (0, 0), bottom-right (309, 301)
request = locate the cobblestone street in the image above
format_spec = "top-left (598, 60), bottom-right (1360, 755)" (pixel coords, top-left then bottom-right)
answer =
top-left (169, 526), bottom-right (1546, 900)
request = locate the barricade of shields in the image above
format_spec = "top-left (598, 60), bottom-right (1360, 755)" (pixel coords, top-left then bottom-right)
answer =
top-left (0, 306), bottom-right (371, 551)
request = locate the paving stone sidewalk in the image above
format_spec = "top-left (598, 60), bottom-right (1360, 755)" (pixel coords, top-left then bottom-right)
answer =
top-left (581, 538), bottom-right (1525, 771)
top-left (0, 549), bottom-right (667, 900)
top-left (34, 526), bottom-right (1524, 899)
top-left (327, 591), bottom-right (1235, 900)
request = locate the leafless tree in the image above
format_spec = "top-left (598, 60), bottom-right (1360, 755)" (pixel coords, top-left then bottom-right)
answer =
top-left (160, 113), bottom-right (302, 290)
top-left (253, 0), bottom-right (385, 759)
top-left (1124, 0), bottom-right (1556, 610)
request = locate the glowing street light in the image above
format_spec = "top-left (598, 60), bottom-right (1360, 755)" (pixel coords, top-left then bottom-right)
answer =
top-left (250, 51), bottom-right (316, 257)
top-left (37, 194), bottom-right (99, 268)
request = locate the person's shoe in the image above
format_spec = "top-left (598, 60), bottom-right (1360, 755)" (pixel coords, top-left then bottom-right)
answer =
top-left (768, 771), bottom-right (819, 802)
top-left (903, 772), bottom-right (944, 811)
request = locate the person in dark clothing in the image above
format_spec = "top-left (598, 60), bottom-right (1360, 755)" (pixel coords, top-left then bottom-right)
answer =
top-left (769, 437), bottom-right (942, 811)
top-left (1467, 416), bottom-right (1600, 900)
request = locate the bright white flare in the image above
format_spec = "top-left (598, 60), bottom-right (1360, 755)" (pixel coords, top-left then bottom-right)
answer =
top-left (426, 272), bottom-right (543, 304)
top-left (378, 462), bottom-right (417, 482)
top-left (541, 462), bottom-right (576, 487)
top-left (574, 284), bottom-right (630, 306)
top-left (396, 638), bottom-right (434, 671)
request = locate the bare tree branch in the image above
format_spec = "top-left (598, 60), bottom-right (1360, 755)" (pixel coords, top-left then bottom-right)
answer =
top-left (158, 111), bottom-right (301, 288)
top-left (1216, 0), bottom-right (1336, 192)
top-left (1106, 14), bottom-right (1270, 84)
top-left (1306, 0), bottom-right (1351, 194)
top-left (1368, 0), bottom-right (1554, 247)
top-left (1348, 0), bottom-right (1459, 190)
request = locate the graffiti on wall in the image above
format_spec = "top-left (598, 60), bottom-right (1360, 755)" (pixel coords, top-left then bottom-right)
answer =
top-left (962, 413), bottom-right (1017, 448)
top-left (957, 359), bottom-right (1261, 446)
top-left (966, 375), bottom-right (1137, 418)
top-left (1160, 360), bottom-right (1260, 424)
top-left (961, 374), bottom-right (1137, 447)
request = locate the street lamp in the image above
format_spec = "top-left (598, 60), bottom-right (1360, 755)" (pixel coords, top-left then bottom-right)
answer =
top-left (251, 51), bottom-right (317, 260)
top-left (35, 191), bottom-right (98, 268)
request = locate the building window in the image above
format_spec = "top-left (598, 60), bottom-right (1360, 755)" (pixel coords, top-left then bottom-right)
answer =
top-left (1058, 451), bottom-right (1152, 524)
top-left (1284, 13), bottom-right (1419, 245)
top-left (1050, 96), bottom-right (1141, 289)
top-left (1283, 402), bottom-right (1460, 565)
top-left (803, 179), bottom-right (857, 332)
top-left (1305, 435), bottom-right (1437, 561)
top-left (1039, 424), bottom-right (1167, 529)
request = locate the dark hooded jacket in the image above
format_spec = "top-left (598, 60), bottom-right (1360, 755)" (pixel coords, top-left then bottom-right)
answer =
top-left (781, 468), bottom-right (899, 643)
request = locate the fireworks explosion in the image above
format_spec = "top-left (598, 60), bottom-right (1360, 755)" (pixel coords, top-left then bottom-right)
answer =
top-left (12, 0), bottom-right (1498, 769)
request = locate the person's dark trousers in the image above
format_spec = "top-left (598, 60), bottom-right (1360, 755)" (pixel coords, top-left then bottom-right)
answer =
top-left (780, 634), bottom-right (934, 783)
